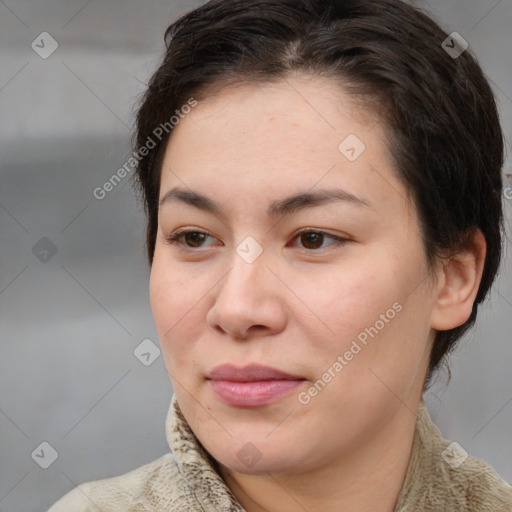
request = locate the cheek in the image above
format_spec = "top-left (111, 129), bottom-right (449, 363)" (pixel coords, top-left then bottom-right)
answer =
top-left (149, 260), bottom-right (204, 351)
top-left (303, 261), bottom-right (424, 375)
top-left (298, 264), bottom-right (392, 346)
top-left (149, 262), bottom-right (177, 330)
top-left (322, 291), bottom-right (430, 411)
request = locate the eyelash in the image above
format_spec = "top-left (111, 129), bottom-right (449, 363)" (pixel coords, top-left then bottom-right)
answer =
top-left (163, 228), bottom-right (350, 252)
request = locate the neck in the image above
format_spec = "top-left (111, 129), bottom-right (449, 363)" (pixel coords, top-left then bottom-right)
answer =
top-left (218, 402), bottom-right (419, 512)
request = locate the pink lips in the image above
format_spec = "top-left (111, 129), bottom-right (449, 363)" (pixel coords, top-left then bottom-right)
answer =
top-left (207, 364), bottom-right (305, 407)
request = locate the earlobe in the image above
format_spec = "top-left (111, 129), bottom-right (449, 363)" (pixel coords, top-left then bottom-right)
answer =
top-left (430, 228), bottom-right (487, 331)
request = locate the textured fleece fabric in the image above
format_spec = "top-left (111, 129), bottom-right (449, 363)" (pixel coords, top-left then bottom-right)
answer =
top-left (49, 394), bottom-right (512, 511)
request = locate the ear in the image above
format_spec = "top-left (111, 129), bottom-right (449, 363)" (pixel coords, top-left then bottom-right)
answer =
top-left (429, 228), bottom-right (487, 331)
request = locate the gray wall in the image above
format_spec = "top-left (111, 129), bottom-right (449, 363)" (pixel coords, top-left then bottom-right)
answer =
top-left (0, 1), bottom-right (511, 510)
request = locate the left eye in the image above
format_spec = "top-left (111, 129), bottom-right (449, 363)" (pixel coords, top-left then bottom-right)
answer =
top-left (290, 230), bottom-right (348, 250)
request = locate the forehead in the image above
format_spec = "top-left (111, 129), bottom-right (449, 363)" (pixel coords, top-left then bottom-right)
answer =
top-left (159, 76), bottom-right (413, 222)
top-left (179, 75), bottom-right (374, 137)
top-left (164, 77), bottom-right (373, 171)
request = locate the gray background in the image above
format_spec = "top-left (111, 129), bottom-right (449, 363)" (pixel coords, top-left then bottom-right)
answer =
top-left (0, 1), bottom-right (511, 511)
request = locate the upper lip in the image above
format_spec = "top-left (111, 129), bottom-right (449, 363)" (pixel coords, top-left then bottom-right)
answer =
top-left (207, 364), bottom-right (304, 382)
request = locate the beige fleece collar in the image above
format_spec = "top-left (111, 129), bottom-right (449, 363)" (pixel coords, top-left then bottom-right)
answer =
top-left (166, 395), bottom-right (512, 511)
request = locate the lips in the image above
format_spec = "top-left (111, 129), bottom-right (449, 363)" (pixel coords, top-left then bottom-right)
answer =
top-left (207, 364), bottom-right (306, 407)
top-left (208, 364), bottom-right (303, 382)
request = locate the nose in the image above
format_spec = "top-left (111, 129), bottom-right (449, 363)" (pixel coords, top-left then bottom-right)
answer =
top-left (205, 244), bottom-right (287, 340)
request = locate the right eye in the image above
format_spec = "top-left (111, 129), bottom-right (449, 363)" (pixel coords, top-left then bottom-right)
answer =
top-left (163, 229), bottom-right (219, 249)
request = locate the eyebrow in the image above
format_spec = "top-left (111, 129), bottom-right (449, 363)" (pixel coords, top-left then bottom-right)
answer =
top-left (159, 187), bottom-right (374, 218)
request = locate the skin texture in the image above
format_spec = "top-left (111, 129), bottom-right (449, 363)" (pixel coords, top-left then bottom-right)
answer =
top-left (149, 75), bottom-right (486, 512)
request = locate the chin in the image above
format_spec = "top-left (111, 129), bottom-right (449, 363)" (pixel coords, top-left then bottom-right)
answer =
top-left (216, 451), bottom-right (297, 476)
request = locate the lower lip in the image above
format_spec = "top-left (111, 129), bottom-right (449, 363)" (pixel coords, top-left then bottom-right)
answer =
top-left (209, 379), bottom-right (304, 407)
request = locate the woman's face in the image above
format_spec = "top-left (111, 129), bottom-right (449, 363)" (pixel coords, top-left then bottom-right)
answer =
top-left (150, 76), bottom-right (439, 474)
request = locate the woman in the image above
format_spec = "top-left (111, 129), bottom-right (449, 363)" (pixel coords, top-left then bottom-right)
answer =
top-left (49, 0), bottom-right (512, 510)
